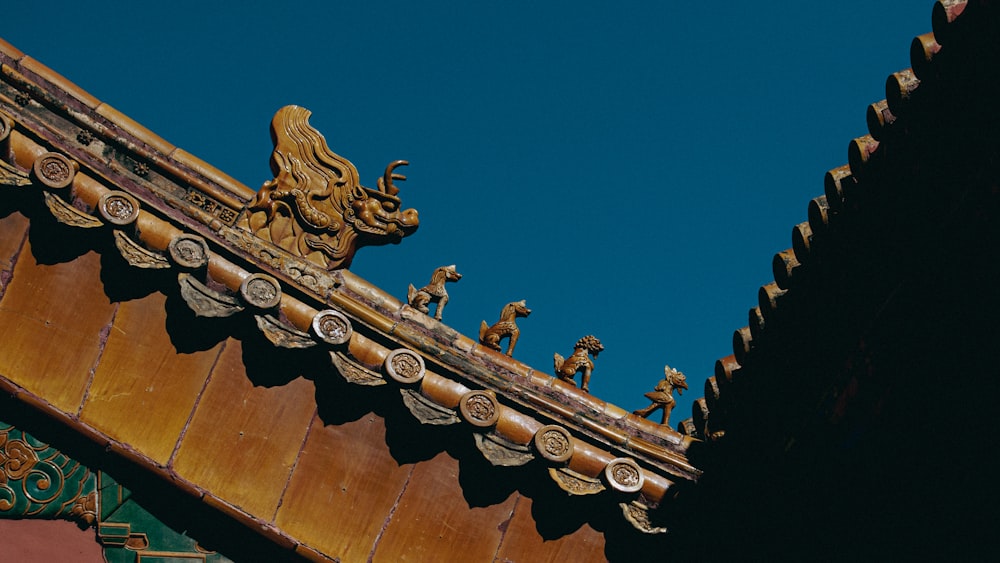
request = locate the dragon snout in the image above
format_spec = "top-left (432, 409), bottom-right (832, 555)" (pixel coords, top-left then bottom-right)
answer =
top-left (399, 208), bottom-right (419, 229)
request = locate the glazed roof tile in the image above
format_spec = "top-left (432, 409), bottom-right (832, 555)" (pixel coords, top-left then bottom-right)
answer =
top-left (0, 26), bottom-right (696, 555)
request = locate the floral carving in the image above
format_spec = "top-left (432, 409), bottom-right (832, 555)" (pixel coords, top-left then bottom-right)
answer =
top-left (473, 432), bottom-right (533, 466)
top-left (0, 438), bottom-right (39, 482)
top-left (177, 273), bottom-right (244, 318)
top-left (113, 230), bottom-right (170, 269)
top-left (42, 192), bottom-right (103, 227)
top-left (1, 159), bottom-right (30, 188)
top-left (0, 423), bottom-right (97, 523)
top-left (220, 226), bottom-right (339, 297)
top-left (76, 130), bottom-right (95, 146)
top-left (243, 106), bottom-right (419, 270)
top-left (621, 501), bottom-right (667, 534)
top-left (330, 351), bottom-right (385, 386)
top-left (255, 314), bottom-right (316, 349)
top-left (548, 467), bottom-right (605, 496)
top-left (400, 389), bottom-right (459, 425)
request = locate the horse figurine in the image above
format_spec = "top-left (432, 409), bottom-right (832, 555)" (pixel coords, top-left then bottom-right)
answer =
top-left (479, 300), bottom-right (531, 356)
top-left (633, 365), bottom-right (688, 425)
top-left (553, 335), bottom-right (604, 393)
top-left (407, 265), bottom-right (462, 320)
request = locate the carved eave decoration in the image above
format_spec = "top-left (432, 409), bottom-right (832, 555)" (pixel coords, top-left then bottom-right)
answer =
top-left (0, 37), bottom-right (701, 548)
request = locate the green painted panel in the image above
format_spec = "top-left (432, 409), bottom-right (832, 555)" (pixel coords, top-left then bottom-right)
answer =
top-left (0, 420), bottom-right (97, 522)
top-left (1, 420), bottom-right (231, 563)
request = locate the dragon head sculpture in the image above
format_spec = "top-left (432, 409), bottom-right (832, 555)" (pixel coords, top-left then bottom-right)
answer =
top-left (245, 106), bottom-right (419, 270)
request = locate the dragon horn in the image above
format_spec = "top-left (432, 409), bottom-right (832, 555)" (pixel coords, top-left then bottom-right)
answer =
top-left (381, 160), bottom-right (409, 195)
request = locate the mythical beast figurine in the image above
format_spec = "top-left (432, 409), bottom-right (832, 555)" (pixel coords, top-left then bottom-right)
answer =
top-left (633, 365), bottom-right (688, 426)
top-left (553, 335), bottom-right (604, 393)
top-left (408, 265), bottom-right (462, 320)
top-left (244, 106), bottom-right (419, 270)
top-left (479, 300), bottom-right (531, 356)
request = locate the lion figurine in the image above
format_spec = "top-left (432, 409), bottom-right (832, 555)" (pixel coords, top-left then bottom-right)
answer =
top-left (553, 335), bottom-right (604, 393)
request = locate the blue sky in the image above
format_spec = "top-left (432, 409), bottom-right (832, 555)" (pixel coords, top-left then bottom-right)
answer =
top-left (4, 2), bottom-right (931, 425)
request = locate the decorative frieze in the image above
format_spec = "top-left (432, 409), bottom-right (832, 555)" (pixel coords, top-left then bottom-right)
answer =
top-left (330, 351), bottom-right (385, 386)
top-left (178, 273), bottom-right (244, 318)
top-left (42, 191), bottom-right (102, 227)
top-left (400, 389), bottom-right (459, 425)
top-left (0, 422), bottom-right (97, 524)
top-left (254, 314), bottom-right (316, 349)
top-left (113, 230), bottom-right (170, 269)
top-left (548, 467), bottom-right (605, 496)
top-left (473, 432), bottom-right (534, 466)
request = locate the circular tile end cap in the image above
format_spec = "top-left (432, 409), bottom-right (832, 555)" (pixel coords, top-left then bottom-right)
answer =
top-left (533, 425), bottom-right (574, 463)
top-left (240, 273), bottom-right (282, 309)
top-left (311, 309), bottom-right (353, 345)
top-left (605, 457), bottom-right (645, 493)
top-left (98, 191), bottom-right (140, 225)
top-left (168, 234), bottom-right (210, 269)
top-left (384, 348), bottom-right (425, 384)
top-left (459, 390), bottom-right (500, 428)
top-left (33, 152), bottom-right (77, 189)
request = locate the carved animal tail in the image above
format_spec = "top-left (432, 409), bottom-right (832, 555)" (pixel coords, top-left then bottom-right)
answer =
top-left (553, 353), bottom-right (564, 372)
top-left (407, 284), bottom-right (417, 303)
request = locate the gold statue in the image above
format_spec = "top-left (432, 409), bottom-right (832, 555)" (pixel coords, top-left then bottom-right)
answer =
top-left (479, 300), bottom-right (531, 356)
top-left (407, 265), bottom-right (462, 320)
top-left (553, 335), bottom-right (603, 393)
top-left (245, 106), bottom-right (419, 270)
top-left (633, 365), bottom-right (688, 425)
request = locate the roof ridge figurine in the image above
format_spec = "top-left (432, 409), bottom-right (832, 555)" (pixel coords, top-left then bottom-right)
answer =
top-left (407, 264), bottom-right (462, 320)
top-left (243, 105), bottom-right (419, 270)
top-left (633, 365), bottom-right (688, 426)
top-left (479, 300), bottom-right (531, 356)
top-left (553, 335), bottom-right (603, 393)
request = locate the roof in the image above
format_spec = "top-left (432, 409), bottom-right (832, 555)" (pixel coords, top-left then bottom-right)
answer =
top-left (0, 25), bottom-right (699, 560)
top-left (3, 0), bottom-right (997, 559)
